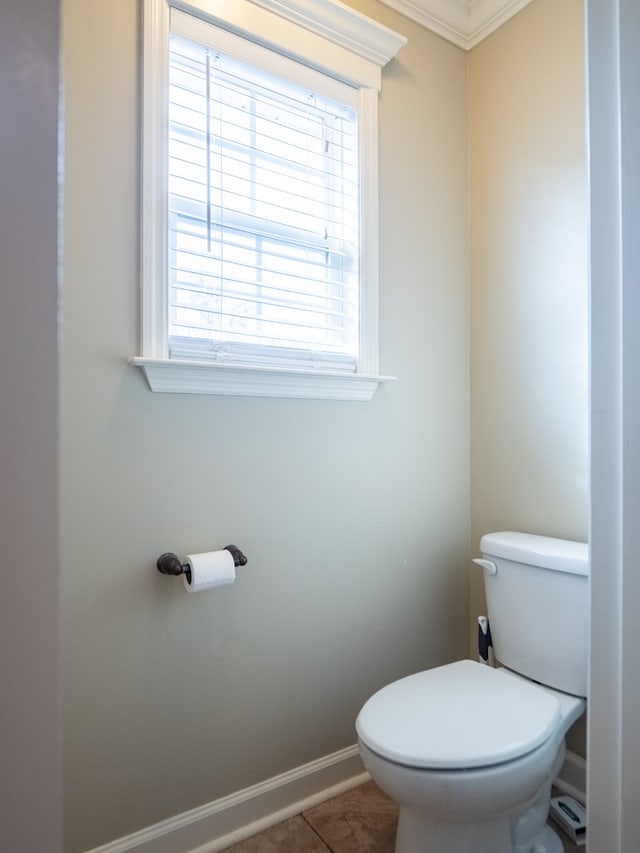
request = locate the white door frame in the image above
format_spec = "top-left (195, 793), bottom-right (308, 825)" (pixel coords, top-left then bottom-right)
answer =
top-left (587, 0), bottom-right (640, 849)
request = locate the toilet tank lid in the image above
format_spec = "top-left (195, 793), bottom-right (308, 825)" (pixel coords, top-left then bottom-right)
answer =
top-left (480, 532), bottom-right (588, 576)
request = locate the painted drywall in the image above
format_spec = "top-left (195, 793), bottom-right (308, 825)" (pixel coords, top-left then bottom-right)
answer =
top-left (0, 3), bottom-right (62, 850)
top-left (60, 1), bottom-right (470, 849)
top-left (468, 0), bottom-right (588, 752)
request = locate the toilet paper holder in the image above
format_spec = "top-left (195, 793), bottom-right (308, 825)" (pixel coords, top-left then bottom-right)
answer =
top-left (156, 545), bottom-right (248, 582)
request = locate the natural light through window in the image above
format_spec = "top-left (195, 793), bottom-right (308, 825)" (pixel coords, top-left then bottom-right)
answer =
top-left (132, 0), bottom-right (406, 399)
top-left (169, 36), bottom-right (360, 372)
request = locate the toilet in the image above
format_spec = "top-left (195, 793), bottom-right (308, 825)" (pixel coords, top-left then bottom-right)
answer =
top-left (356, 532), bottom-right (588, 853)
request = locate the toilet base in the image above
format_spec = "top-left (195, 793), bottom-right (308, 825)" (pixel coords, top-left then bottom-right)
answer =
top-left (356, 670), bottom-right (585, 853)
top-left (394, 806), bottom-right (564, 853)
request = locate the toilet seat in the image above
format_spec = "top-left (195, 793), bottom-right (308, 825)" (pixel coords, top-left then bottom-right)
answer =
top-left (356, 659), bottom-right (561, 770)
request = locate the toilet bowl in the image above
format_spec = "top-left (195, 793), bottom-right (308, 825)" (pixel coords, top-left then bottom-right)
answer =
top-left (357, 660), bottom-right (585, 853)
top-left (356, 532), bottom-right (589, 853)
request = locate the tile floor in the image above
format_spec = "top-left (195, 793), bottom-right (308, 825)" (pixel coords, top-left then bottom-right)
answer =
top-left (224, 780), bottom-right (584, 853)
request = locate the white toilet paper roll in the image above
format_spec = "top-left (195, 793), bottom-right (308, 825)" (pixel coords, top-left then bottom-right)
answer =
top-left (184, 549), bottom-right (236, 593)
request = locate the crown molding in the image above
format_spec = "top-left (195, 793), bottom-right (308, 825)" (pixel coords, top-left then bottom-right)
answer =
top-left (378, 0), bottom-right (535, 50)
top-left (246, 0), bottom-right (407, 66)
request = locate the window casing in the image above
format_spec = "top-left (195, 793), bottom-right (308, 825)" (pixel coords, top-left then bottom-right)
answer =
top-left (132, 0), bottom-right (406, 400)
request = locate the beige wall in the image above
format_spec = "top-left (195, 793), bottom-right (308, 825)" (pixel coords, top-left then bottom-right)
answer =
top-left (61, 0), bottom-right (588, 845)
top-left (468, 0), bottom-right (588, 749)
top-left (61, 2), bottom-right (470, 849)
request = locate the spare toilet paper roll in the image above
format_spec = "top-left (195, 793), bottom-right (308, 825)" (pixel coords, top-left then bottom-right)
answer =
top-left (184, 549), bottom-right (236, 593)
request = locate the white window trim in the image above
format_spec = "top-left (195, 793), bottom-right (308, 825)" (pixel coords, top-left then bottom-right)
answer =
top-left (130, 0), bottom-right (406, 400)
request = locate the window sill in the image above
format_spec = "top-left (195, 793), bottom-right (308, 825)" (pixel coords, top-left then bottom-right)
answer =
top-left (129, 357), bottom-right (395, 401)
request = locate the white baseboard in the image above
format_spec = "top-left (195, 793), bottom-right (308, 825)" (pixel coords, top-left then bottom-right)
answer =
top-left (84, 745), bottom-right (368, 853)
top-left (554, 749), bottom-right (587, 804)
top-left (82, 743), bottom-right (586, 853)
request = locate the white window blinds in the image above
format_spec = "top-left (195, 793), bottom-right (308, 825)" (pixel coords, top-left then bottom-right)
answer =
top-left (168, 33), bottom-right (360, 373)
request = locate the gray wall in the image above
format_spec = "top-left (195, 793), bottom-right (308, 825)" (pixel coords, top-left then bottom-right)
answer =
top-left (0, 2), bottom-right (62, 850)
top-left (468, 0), bottom-right (588, 750)
top-left (61, 1), bottom-right (470, 849)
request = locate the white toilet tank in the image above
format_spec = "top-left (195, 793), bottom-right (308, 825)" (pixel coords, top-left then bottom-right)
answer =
top-left (477, 532), bottom-right (588, 697)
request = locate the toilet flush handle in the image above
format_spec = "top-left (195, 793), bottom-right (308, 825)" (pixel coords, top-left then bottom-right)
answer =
top-left (473, 558), bottom-right (497, 575)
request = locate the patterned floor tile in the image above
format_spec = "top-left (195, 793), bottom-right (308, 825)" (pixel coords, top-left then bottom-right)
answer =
top-left (303, 781), bottom-right (398, 853)
top-left (223, 815), bottom-right (331, 853)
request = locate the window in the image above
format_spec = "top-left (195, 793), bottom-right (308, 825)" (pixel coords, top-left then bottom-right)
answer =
top-left (169, 32), bottom-right (359, 370)
top-left (132, 0), bottom-right (406, 400)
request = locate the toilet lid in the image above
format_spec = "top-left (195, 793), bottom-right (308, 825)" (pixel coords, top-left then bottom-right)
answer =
top-left (356, 660), bottom-right (561, 770)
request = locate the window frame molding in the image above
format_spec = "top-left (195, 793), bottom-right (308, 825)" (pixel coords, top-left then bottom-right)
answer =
top-left (131, 0), bottom-right (406, 400)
